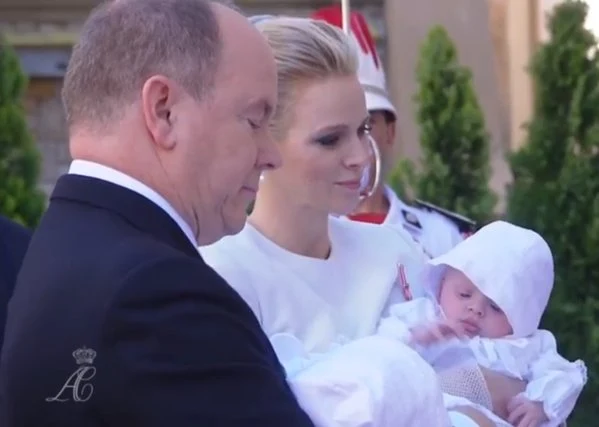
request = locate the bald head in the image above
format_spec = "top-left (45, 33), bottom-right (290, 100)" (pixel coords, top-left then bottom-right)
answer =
top-left (62, 0), bottom-right (236, 133)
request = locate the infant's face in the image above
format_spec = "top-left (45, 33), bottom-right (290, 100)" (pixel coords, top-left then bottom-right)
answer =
top-left (438, 268), bottom-right (513, 338)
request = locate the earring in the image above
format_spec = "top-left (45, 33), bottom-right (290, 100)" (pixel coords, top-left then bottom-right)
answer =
top-left (359, 133), bottom-right (381, 200)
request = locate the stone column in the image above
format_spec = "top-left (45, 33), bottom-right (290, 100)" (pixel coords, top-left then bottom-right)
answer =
top-left (506, 0), bottom-right (537, 151)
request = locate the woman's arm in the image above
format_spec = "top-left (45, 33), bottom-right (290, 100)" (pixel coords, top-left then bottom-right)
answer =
top-left (451, 406), bottom-right (497, 427)
top-left (479, 366), bottom-right (526, 419)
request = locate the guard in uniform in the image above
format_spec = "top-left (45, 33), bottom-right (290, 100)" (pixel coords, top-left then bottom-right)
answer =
top-left (311, 6), bottom-right (476, 258)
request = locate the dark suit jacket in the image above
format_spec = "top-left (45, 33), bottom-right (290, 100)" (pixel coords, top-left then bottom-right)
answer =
top-left (0, 215), bottom-right (31, 352)
top-left (0, 174), bottom-right (313, 427)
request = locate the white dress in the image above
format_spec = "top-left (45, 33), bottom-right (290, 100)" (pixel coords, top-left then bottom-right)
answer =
top-left (199, 216), bottom-right (428, 352)
top-left (199, 217), bottom-right (454, 426)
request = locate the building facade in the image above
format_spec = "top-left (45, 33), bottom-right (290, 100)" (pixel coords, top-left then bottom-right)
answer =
top-left (2, 0), bottom-right (562, 211)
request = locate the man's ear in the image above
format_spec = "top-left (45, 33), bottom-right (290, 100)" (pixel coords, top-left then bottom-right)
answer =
top-left (385, 119), bottom-right (396, 148)
top-left (141, 75), bottom-right (177, 151)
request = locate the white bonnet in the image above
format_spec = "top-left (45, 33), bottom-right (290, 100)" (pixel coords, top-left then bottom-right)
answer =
top-left (423, 221), bottom-right (554, 338)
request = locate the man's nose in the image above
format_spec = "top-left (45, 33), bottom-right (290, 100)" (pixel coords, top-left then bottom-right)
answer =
top-left (257, 130), bottom-right (282, 171)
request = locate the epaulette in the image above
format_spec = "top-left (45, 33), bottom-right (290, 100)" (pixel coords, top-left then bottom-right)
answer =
top-left (413, 199), bottom-right (477, 235)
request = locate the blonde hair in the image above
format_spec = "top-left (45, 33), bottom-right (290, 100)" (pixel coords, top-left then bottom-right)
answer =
top-left (255, 17), bottom-right (358, 138)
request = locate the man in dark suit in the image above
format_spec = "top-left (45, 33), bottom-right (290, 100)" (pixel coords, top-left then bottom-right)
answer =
top-left (0, 215), bottom-right (31, 351)
top-left (0, 0), bottom-right (313, 425)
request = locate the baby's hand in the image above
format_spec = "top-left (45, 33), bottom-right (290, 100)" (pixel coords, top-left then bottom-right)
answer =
top-left (506, 396), bottom-right (548, 427)
top-left (409, 319), bottom-right (467, 346)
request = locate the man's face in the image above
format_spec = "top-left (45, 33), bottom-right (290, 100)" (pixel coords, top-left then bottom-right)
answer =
top-left (367, 110), bottom-right (395, 168)
top-left (171, 6), bottom-right (280, 245)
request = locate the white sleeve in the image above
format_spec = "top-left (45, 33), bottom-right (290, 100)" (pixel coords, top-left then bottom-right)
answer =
top-left (376, 298), bottom-right (445, 363)
top-left (376, 298), bottom-right (435, 340)
top-left (522, 331), bottom-right (587, 425)
top-left (199, 246), bottom-right (263, 324)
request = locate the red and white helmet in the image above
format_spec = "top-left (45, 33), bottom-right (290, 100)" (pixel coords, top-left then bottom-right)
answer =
top-left (311, 5), bottom-right (396, 118)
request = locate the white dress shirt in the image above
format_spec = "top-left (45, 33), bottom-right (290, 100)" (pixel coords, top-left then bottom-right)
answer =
top-left (68, 159), bottom-right (196, 246)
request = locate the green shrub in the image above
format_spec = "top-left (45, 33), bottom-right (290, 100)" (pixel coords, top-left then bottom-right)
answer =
top-left (391, 25), bottom-right (496, 224)
top-left (507, 1), bottom-right (599, 424)
top-left (0, 37), bottom-right (45, 227)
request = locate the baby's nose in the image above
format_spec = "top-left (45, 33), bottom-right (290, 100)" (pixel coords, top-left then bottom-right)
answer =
top-left (467, 304), bottom-right (483, 316)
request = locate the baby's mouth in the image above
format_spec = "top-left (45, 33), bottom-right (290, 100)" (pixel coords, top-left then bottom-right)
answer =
top-left (460, 319), bottom-right (480, 336)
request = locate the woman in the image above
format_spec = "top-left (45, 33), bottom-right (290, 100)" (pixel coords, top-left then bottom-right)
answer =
top-left (199, 16), bottom-right (426, 352)
top-left (199, 16), bottom-right (519, 426)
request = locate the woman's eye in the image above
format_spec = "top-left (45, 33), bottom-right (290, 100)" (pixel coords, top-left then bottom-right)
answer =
top-left (315, 134), bottom-right (340, 147)
top-left (247, 119), bottom-right (259, 130)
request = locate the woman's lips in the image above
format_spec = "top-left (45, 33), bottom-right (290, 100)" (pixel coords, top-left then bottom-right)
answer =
top-left (336, 180), bottom-right (361, 190)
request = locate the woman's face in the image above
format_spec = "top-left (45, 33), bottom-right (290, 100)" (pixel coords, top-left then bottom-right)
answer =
top-left (266, 75), bottom-right (371, 216)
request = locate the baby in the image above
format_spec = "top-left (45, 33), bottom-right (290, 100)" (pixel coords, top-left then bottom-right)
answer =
top-left (377, 220), bottom-right (587, 427)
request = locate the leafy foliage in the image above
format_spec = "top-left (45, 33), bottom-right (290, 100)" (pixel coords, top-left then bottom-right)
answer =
top-left (506, 2), bottom-right (599, 424)
top-left (0, 37), bottom-right (45, 227)
top-left (391, 25), bottom-right (496, 224)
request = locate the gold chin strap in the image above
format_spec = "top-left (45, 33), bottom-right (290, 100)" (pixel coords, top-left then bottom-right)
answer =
top-left (359, 133), bottom-right (382, 200)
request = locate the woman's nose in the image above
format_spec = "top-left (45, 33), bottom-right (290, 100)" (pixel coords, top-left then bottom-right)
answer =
top-left (345, 133), bottom-right (376, 169)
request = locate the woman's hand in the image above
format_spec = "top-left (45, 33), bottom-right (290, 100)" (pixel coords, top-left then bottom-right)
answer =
top-left (479, 366), bottom-right (526, 419)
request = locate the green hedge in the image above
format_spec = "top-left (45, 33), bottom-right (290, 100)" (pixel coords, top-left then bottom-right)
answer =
top-left (0, 37), bottom-right (45, 227)
top-left (390, 25), bottom-right (496, 224)
top-left (507, 1), bottom-right (598, 424)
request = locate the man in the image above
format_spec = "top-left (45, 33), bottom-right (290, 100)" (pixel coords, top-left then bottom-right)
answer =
top-left (0, 215), bottom-right (31, 351)
top-left (312, 6), bottom-right (475, 258)
top-left (0, 1), bottom-right (314, 426)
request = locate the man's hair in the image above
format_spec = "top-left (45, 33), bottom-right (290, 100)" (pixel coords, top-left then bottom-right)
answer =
top-left (62, 0), bottom-right (230, 131)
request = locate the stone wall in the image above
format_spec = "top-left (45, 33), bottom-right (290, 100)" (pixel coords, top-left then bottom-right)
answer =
top-left (23, 79), bottom-right (69, 196)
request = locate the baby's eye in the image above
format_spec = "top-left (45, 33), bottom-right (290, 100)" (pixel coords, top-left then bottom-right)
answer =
top-left (459, 292), bottom-right (471, 298)
top-left (247, 119), bottom-right (259, 130)
top-left (490, 303), bottom-right (502, 313)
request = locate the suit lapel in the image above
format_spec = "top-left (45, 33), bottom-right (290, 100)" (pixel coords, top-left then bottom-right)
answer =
top-left (51, 175), bottom-right (200, 258)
